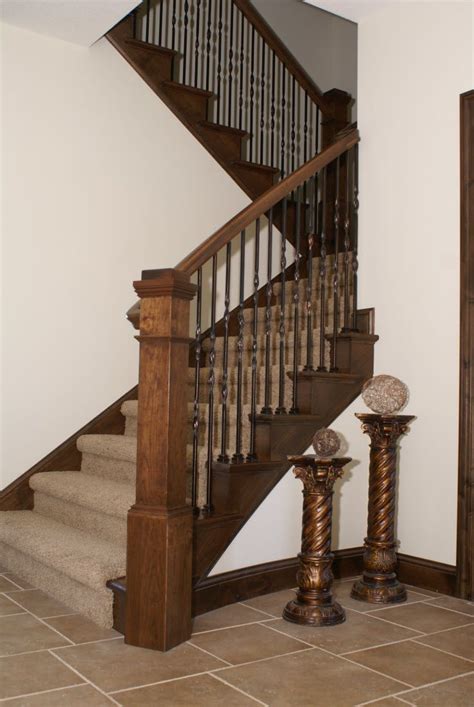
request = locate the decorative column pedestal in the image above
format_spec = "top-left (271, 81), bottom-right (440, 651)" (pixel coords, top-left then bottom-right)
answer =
top-left (351, 414), bottom-right (415, 604)
top-left (284, 455), bottom-right (351, 627)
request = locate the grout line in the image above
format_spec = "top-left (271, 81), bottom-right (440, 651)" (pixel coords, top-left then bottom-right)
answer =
top-left (339, 637), bottom-right (418, 657)
top-left (209, 646), bottom-right (316, 673)
top-left (410, 637), bottom-right (474, 664)
top-left (192, 618), bottom-right (274, 635)
top-left (421, 600), bottom-right (474, 619)
top-left (391, 669), bottom-right (474, 701)
top-left (0, 612), bottom-right (28, 619)
top-left (262, 622), bottom-right (317, 649)
top-left (356, 693), bottom-right (414, 706)
top-left (2, 594), bottom-right (76, 646)
top-left (359, 611), bottom-right (426, 634)
top-left (0, 682), bottom-right (86, 703)
top-left (109, 669), bottom-right (219, 695)
top-left (0, 645), bottom-right (78, 660)
top-left (210, 671), bottom-right (268, 706)
top-left (41, 612), bottom-right (80, 620)
top-left (238, 601), bottom-right (282, 618)
top-left (49, 650), bottom-right (120, 706)
top-left (416, 620), bottom-right (474, 638)
top-left (0, 577), bottom-right (25, 591)
top-left (3, 588), bottom-right (38, 594)
top-left (187, 640), bottom-right (233, 666)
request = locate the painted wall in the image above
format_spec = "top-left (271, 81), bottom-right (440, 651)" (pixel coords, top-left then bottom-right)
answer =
top-left (0, 22), bottom-right (249, 489)
top-left (252, 0), bottom-right (357, 103)
top-left (213, 0), bottom-right (473, 573)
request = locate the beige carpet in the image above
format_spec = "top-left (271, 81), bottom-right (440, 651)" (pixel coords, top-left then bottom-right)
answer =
top-left (0, 254), bottom-right (352, 627)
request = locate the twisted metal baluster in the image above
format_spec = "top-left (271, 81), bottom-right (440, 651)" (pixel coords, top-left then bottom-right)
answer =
top-left (290, 186), bottom-right (301, 414)
top-left (171, 0), bottom-right (177, 51)
top-left (248, 219), bottom-right (260, 460)
top-left (270, 50), bottom-right (276, 168)
top-left (290, 76), bottom-right (296, 173)
top-left (280, 65), bottom-right (287, 178)
top-left (304, 175), bottom-right (316, 370)
top-left (238, 10), bottom-right (245, 130)
top-left (203, 254), bottom-right (217, 515)
top-left (304, 92), bottom-right (308, 165)
top-left (192, 267), bottom-right (203, 511)
top-left (194, 0), bottom-right (202, 87)
top-left (331, 156), bottom-right (340, 372)
top-left (259, 36), bottom-right (266, 165)
top-left (227, 0), bottom-right (234, 126)
top-left (318, 166), bottom-right (328, 372)
top-left (205, 0), bottom-right (213, 91)
top-left (145, 0), bottom-right (151, 43)
top-left (343, 152), bottom-right (352, 331)
top-left (216, 0), bottom-right (223, 123)
top-left (233, 230), bottom-right (246, 463)
top-left (351, 145), bottom-right (359, 331)
top-left (182, 0), bottom-right (190, 83)
top-left (276, 197), bottom-right (287, 414)
top-left (262, 208), bottom-right (273, 414)
top-left (249, 26), bottom-right (256, 161)
top-left (218, 243), bottom-right (231, 462)
top-left (158, 0), bottom-right (164, 45)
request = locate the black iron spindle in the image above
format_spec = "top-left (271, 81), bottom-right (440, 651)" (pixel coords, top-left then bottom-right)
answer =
top-left (238, 10), bottom-right (245, 130)
top-left (318, 166), bottom-right (328, 371)
top-left (216, 0), bottom-right (224, 123)
top-left (205, 0), bottom-right (212, 91)
top-left (145, 0), bottom-right (151, 43)
top-left (249, 26), bottom-right (256, 161)
top-left (304, 92), bottom-right (308, 164)
top-left (290, 186), bottom-right (301, 414)
top-left (280, 64), bottom-right (287, 178)
top-left (291, 76), bottom-right (296, 173)
top-left (304, 176), bottom-right (316, 370)
top-left (270, 50), bottom-right (276, 168)
top-left (194, 0), bottom-right (202, 87)
top-left (351, 144), bottom-right (359, 330)
top-left (204, 254), bottom-right (218, 515)
top-left (276, 198), bottom-right (287, 414)
top-left (227, 1), bottom-right (234, 126)
top-left (259, 36), bottom-right (266, 165)
top-left (218, 243), bottom-right (231, 462)
top-left (158, 0), bottom-right (164, 45)
top-left (171, 0), bottom-right (177, 51)
top-left (182, 0), bottom-right (190, 83)
top-left (192, 268), bottom-right (203, 510)
top-left (233, 230), bottom-right (246, 463)
top-left (248, 219), bottom-right (260, 460)
top-left (343, 152), bottom-right (352, 331)
top-left (132, 7), bottom-right (138, 40)
top-left (261, 209), bottom-right (273, 414)
top-left (331, 156), bottom-right (340, 372)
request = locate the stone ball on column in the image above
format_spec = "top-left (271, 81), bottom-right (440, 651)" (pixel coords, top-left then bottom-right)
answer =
top-left (362, 375), bottom-right (409, 415)
top-left (312, 428), bottom-right (341, 459)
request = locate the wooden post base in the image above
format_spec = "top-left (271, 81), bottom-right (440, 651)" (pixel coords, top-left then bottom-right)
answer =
top-left (283, 599), bottom-right (345, 627)
top-left (351, 572), bottom-right (407, 605)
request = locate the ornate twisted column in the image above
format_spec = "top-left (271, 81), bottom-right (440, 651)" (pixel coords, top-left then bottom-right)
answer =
top-left (284, 456), bottom-right (351, 626)
top-left (351, 414), bottom-right (414, 604)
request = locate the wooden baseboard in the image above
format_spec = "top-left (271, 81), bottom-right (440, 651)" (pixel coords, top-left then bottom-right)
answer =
top-left (397, 553), bottom-right (456, 597)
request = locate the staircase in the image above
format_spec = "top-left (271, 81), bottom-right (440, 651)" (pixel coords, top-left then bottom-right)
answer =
top-left (0, 0), bottom-right (377, 651)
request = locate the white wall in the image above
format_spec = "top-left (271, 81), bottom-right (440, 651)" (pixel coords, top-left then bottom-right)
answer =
top-left (0, 22), bottom-right (249, 490)
top-left (213, 0), bottom-right (473, 573)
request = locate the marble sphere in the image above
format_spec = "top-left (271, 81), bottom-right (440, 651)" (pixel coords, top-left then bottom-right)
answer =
top-left (362, 375), bottom-right (409, 415)
top-left (312, 428), bottom-right (341, 459)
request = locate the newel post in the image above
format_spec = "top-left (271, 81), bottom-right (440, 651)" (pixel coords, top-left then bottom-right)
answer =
top-left (125, 269), bottom-right (197, 651)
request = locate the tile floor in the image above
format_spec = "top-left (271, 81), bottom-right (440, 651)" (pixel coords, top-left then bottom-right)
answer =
top-left (0, 565), bottom-right (473, 706)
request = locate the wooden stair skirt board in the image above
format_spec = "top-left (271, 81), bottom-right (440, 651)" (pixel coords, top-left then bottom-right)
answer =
top-left (108, 550), bottom-right (457, 634)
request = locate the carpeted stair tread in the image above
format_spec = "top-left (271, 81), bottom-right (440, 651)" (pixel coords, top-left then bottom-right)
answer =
top-left (30, 471), bottom-right (134, 518)
top-left (0, 511), bottom-right (126, 592)
top-left (77, 434), bottom-right (137, 463)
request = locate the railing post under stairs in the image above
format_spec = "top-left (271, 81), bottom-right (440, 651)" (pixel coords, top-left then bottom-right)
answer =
top-left (125, 269), bottom-right (197, 651)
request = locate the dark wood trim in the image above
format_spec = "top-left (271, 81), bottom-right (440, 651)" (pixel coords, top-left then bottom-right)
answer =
top-left (457, 90), bottom-right (474, 601)
top-left (176, 129), bottom-right (359, 275)
top-left (397, 553), bottom-right (456, 597)
top-left (232, 0), bottom-right (329, 114)
top-left (109, 548), bottom-right (457, 632)
top-left (0, 387), bottom-right (138, 511)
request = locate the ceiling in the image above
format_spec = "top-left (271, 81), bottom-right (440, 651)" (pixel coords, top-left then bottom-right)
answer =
top-left (0, 0), bottom-right (140, 46)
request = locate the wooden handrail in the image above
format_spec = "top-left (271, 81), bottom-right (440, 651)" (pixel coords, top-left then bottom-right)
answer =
top-left (175, 128), bottom-right (359, 276)
top-left (233, 0), bottom-right (330, 115)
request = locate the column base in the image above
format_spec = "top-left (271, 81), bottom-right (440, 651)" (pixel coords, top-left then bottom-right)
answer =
top-left (351, 576), bottom-right (407, 604)
top-left (283, 599), bottom-right (345, 627)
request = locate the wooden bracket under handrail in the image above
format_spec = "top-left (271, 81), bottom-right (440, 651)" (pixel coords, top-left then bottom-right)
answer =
top-left (175, 127), bottom-right (359, 277)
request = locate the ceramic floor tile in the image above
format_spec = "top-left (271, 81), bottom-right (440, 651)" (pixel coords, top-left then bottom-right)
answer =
top-left (241, 588), bottom-right (296, 617)
top-left (333, 581), bottom-right (430, 614)
top-left (189, 622), bottom-right (308, 665)
top-left (117, 673), bottom-right (259, 706)
top-left (44, 614), bottom-right (120, 644)
top-left (363, 698), bottom-right (407, 706)
top-left (265, 609), bottom-right (419, 654)
top-left (0, 613), bottom-right (71, 655)
top-left (401, 672), bottom-right (474, 706)
top-left (53, 638), bottom-right (226, 693)
top-left (415, 623), bottom-right (474, 661)
top-left (404, 585), bottom-right (443, 598)
top-left (368, 602), bottom-right (474, 634)
top-left (4, 589), bottom-right (72, 618)
top-left (425, 595), bottom-right (474, 617)
top-left (1, 684), bottom-right (113, 706)
top-left (0, 594), bottom-right (26, 616)
top-left (219, 646), bottom-right (406, 706)
top-left (0, 651), bottom-right (81, 700)
top-left (346, 639), bottom-right (473, 687)
top-left (0, 575), bottom-right (23, 592)
top-left (3, 573), bottom-right (35, 589)
top-left (192, 603), bottom-right (271, 633)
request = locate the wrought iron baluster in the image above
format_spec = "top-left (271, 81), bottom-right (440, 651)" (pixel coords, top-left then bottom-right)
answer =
top-left (316, 106), bottom-right (320, 153)
top-left (192, 267), bottom-right (203, 510)
top-left (132, 7), bottom-right (138, 40)
top-left (158, 0), bottom-right (164, 45)
top-left (216, 0), bottom-right (224, 123)
top-left (205, 0), bottom-right (213, 91)
top-left (280, 64), bottom-right (287, 178)
top-left (259, 37), bottom-right (266, 165)
top-left (204, 254), bottom-right (218, 515)
top-left (248, 219), bottom-right (260, 460)
top-left (172, 0), bottom-right (177, 51)
top-left (351, 144), bottom-right (360, 330)
top-left (145, 0), bottom-right (151, 43)
top-left (291, 76), bottom-right (296, 173)
top-left (304, 92), bottom-right (308, 164)
top-left (262, 208), bottom-right (273, 414)
top-left (290, 186), bottom-right (301, 414)
top-left (238, 10), bottom-right (245, 130)
top-left (182, 0), bottom-right (190, 83)
top-left (318, 166), bottom-right (328, 371)
top-left (194, 0), bottom-right (202, 87)
top-left (218, 243), bottom-right (231, 462)
top-left (331, 156), bottom-right (341, 372)
top-left (276, 197), bottom-right (287, 414)
top-left (249, 26), bottom-right (256, 161)
top-left (227, 0), bottom-right (234, 126)
top-left (233, 230), bottom-right (246, 463)
top-left (304, 176), bottom-right (316, 370)
top-left (343, 152), bottom-right (352, 331)
top-left (270, 50), bottom-right (276, 168)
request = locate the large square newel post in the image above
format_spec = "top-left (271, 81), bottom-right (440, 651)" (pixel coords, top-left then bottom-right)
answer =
top-left (125, 269), bottom-right (197, 651)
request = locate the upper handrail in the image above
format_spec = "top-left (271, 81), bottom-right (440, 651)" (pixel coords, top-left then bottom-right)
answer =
top-left (232, 0), bottom-right (330, 115)
top-left (176, 127), bottom-right (359, 276)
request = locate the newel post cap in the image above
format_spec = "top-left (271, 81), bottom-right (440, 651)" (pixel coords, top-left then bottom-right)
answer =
top-left (134, 268), bottom-right (197, 300)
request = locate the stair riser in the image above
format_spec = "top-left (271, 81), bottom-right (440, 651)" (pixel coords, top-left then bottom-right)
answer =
top-left (0, 543), bottom-right (115, 628)
top-left (161, 83), bottom-right (209, 121)
top-left (197, 124), bottom-right (244, 162)
top-left (34, 493), bottom-right (127, 547)
top-left (127, 45), bottom-right (174, 86)
top-left (81, 453), bottom-right (136, 484)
